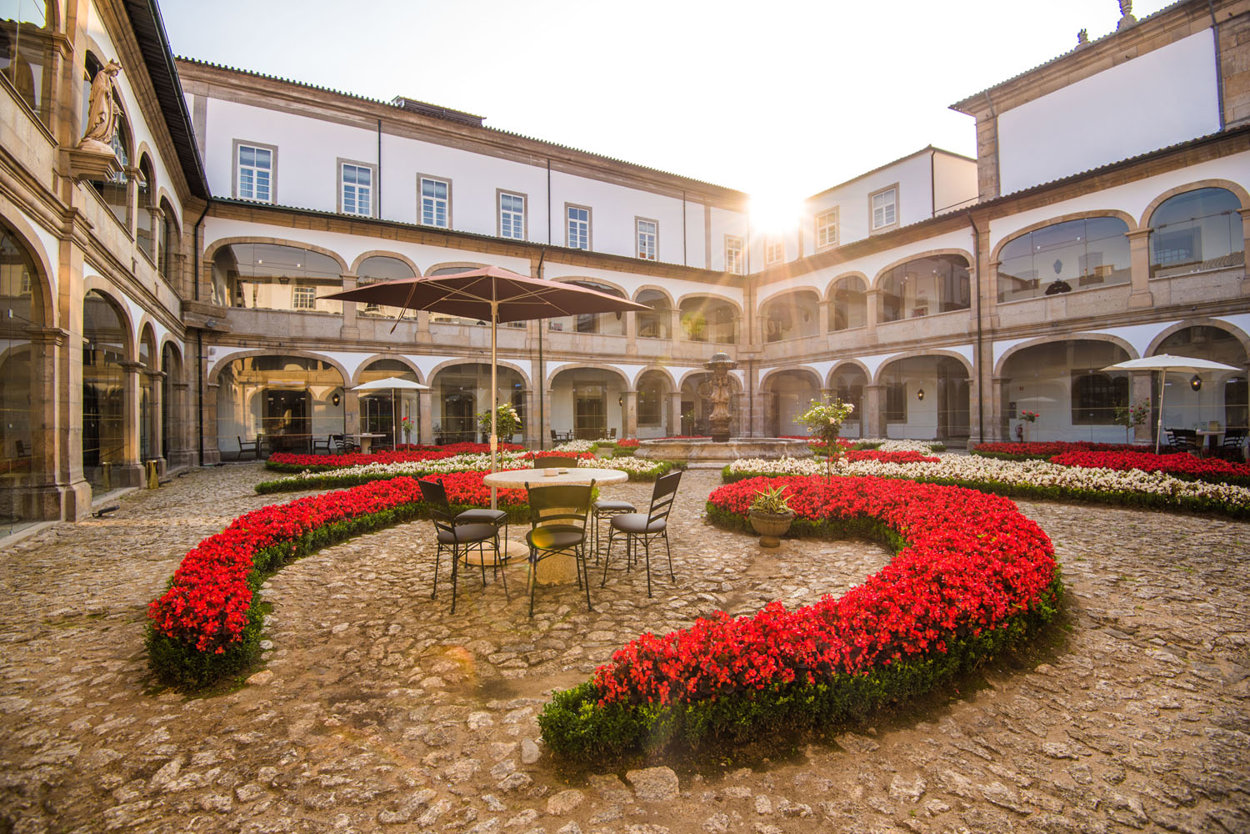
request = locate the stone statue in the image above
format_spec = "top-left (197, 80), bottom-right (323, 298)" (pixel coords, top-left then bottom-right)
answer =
top-left (704, 352), bottom-right (737, 443)
top-left (1117, 0), bottom-right (1137, 29)
top-left (1077, 28), bottom-right (1089, 46)
top-left (78, 60), bottom-right (122, 154)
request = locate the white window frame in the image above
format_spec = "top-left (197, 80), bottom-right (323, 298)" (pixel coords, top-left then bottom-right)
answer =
top-left (291, 285), bottom-right (316, 310)
top-left (234, 140), bottom-right (276, 203)
top-left (338, 159), bottom-right (375, 217)
top-left (636, 217), bottom-right (658, 260)
top-left (725, 235), bottom-right (745, 275)
top-left (566, 203), bottom-right (591, 251)
top-left (816, 208), bottom-right (839, 249)
top-left (870, 185), bottom-right (898, 232)
top-left (765, 237), bottom-right (784, 266)
top-left (419, 175), bottom-right (452, 228)
top-left (497, 190), bottom-right (527, 240)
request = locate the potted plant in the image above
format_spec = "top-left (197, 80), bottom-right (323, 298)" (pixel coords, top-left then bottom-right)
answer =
top-left (1113, 400), bottom-right (1150, 444)
top-left (1018, 409), bottom-right (1039, 443)
top-left (797, 396), bottom-right (855, 478)
top-left (400, 416), bottom-right (414, 446)
top-left (748, 485), bottom-right (795, 548)
top-left (478, 403), bottom-right (522, 443)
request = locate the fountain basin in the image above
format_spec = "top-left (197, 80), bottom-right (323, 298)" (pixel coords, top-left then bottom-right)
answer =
top-left (636, 438), bottom-right (813, 464)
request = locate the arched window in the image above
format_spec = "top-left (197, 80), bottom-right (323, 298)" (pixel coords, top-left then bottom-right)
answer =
top-left (1149, 188), bottom-right (1244, 276)
top-left (136, 157), bottom-right (156, 261)
top-left (678, 297), bottom-right (737, 344)
top-left (761, 291), bottom-right (819, 342)
top-left (212, 243), bottom-right (343, 313)
top-left (997, 217), bottom-right (1130, 302)
top-left (1, 0), bottom-right (54, 122)
top-left (635, 290), bottom-right (671, 340)
top-left (879, 255), bottom-right (970, 323)
top-left (1, 219), bottom-right (43, 527)
top-left (158, 199), bottom-right (178, 279)
top-left (549, 280), bottom-right (625, 335)
top-left (83, 291), bottom-right (127, 490)
top-left (829, 276), bottom-right (866, 331)
top-left (357, 255), bottom-right (417, 319)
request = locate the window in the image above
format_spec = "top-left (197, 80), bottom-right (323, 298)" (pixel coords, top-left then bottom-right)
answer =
top-left (638, 382), bottom-right (663, 426)
top-left (1071, 372), bottom-right (1127, 425)
top-left (498, 191), bottom-right (526, 239)
top-left (816, 208), bottom-right (839, 248)
top-left (340, 162), bottom-right (374, 217)
top-left (420, 176), bottom-right (450, 228)
top-left (997, 217), bottom-right (1130, 302)
top-left (1149, 187), bottom-right (1244, 276)
top-left (879, 254), bottom-right (970, 322)
top-left (636, 218), bottom-right (657, 260)
top-left (830, 276), bottom-right (867, 331)
top-left (885, 382), bottom-right (907, 423)
top-left (870, 185), bottom-right (897, 231)
top-left (765, 237), bottom-right (784, 266)
top-left (291, 285), bottom-right (316, 310)
top-left (725, 236), bottom-right (745, 275)
top-left (236, 142), bottom-right (274, 203)
top-left (566, 204), bottom-right (590, 250)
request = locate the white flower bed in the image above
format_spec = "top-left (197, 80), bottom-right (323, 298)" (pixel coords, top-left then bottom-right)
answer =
top-left (553, 439), bottom-right (610, 453)
top-left (279, 451), bottom-right (528, 483)
top-left (855, 438), bottom-right (945, 453)
top-left (727, 453), bottom-right (1250, 511)
top-left (578, 456), bottom-right (667, 474)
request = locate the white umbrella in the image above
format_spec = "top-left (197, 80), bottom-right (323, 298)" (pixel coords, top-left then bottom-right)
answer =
top-left (351, 376), bottom-right (430, 449)
top-left (1101, 354), bottom-right (1242, 453)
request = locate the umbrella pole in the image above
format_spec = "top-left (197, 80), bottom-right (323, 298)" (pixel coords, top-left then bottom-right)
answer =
top-left (490, 298), bottom-right (498, 511)
top-left (393, 388), bottom-right (398, 450)
top-left (1155, 370), bottom-right (1166, 454)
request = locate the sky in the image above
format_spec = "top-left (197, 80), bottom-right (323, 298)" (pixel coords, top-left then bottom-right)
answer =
top-left (159, 0), bottom-right (1175, 221)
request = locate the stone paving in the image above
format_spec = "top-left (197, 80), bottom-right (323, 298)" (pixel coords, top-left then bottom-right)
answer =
top-left (0, 464), bottom-right (1248, 833)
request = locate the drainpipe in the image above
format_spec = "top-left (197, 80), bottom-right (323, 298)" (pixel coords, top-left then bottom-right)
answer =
top-left (377, 118), bottom-right (384, 215)
top-left (967, 210), bottom-right (985, 446)
top-left (1208, 0), bottom-right (1226, 130)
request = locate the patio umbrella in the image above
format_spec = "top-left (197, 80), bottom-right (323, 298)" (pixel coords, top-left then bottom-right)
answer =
top-left (350, 376), bottom-right (430, 449)
top-left (1101, 354), bottom-right (1242, 453)
top-left (325, 267), bottom-right (650, 505)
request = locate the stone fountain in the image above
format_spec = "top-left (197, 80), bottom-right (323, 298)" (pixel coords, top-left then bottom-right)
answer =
top-left (636, 352), bottom-right (813, 464)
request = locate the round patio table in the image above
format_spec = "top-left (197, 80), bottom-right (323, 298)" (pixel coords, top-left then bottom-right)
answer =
top-left (483, 467), bottom-right (628, 584)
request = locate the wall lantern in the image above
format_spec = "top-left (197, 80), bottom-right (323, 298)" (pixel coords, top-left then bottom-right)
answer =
top-left (1189, 375), bottom-right (1202, 392)
top-left (332, 393), bottom-right (341, 406)
top-left (916, 388), bottom-right (925, 401)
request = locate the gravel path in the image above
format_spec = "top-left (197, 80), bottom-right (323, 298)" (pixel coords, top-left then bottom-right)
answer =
top-left (0, 465), bottom-right (1246, 833)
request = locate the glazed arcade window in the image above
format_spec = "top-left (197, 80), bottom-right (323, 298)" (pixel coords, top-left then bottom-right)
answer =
top-left (235, 142), bottom-right (274, 203)
top-left (340, 162), bottom-right (374, 217)
top-left (420, 176), bottom-right (451, 228)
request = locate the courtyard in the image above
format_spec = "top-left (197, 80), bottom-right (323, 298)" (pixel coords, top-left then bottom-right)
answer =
top-left (0, 462), bottom-right (1247, 833)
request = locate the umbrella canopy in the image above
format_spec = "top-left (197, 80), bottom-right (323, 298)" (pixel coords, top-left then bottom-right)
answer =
top-left (325, 267), bottom-right (651, 505)
top-left (1102, 353), bottom-right (1243, 453)
top-left (351, 377), bottom-right (430, 449)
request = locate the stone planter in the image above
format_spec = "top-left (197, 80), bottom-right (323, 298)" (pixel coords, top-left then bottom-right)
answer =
top-left (749, 510), bottom-right (795, 548)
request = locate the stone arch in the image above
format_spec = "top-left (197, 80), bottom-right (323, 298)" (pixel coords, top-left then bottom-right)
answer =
top-left (207, 348), bottom-right (351, 388)
top-left (827, 360), bottom-right (871, 388)
top-left (351, 250), bottom-right (421, 276)
top-left (558, 275), bottom-right (630, 299)
top-left (824, 271), bottom-right (869, 301)
top-left (1140, 179), bottom-right (1250, 228)
top-left (994, 333), bottom-right (1137, 378)
top-left (0, 209), bottom-right (56, 328)
top-left (759, 287), bottom-right (822, 342)
top-left (348, 354), bottom-right (428, 387)
top-left (80, 279), bottom-right (136, 361)
top-left (1146, 318), bottom-right (1250, 359)
top-left (426, 260), bottom-right (488, 275)
top-left (203, 236), bottom-right (350, 276)
top-left (989, 210), bottom-right (1138, 264)
top-left (674, 291), bottom-right (744, 316)
top-left (874, 349), bottom-right (974, 385)
top-left (759, 365), bottom-right (824, 390)
top-left (427, 357), bottom-right (531, 390)
top-left (872, 248), bottom-right (974, 292)
top-left (632, 284), bottom-right (675, 306)
top-left (548, 362), bottom-right (628, 389)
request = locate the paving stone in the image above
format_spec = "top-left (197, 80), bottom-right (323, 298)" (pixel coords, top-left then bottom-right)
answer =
top-left (0, 466), bottom-right (1245, 832)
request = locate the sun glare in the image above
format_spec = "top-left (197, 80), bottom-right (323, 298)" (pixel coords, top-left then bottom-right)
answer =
top-left (749, 192), bottom-right (803, 235)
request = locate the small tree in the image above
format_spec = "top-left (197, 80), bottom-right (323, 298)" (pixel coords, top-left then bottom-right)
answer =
top-left (797, 397), bottom-right (855, 478)
top-left (478, 403), bottom-right (522, 442)
top-left (1113, 400), bottom-right (1150, 443)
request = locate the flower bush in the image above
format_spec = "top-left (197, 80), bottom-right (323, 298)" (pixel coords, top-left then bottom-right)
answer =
top-left (148, 473), bottom-right (526, 688)
top-left (539, 475), bottom-right (1061, 760)
top-left (1049, 449), bottom-right (1250, 486)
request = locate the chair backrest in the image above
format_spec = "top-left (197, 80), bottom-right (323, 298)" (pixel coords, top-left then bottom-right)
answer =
top-left (238, 435), bottom-right (254, 449)
top-left (534, 455), bottom-right (577, 469)
top-left (550, 429), bottom-right (558, 441)
top-left (609, 427), bottom-right (617, 439)
top-left (1224, 427), bottom-right (1247, 446)
top-left (646, 470), bottom-right (683, 526)
top-left (418, 478), bottom-right (456, 533)
top-left (14, 439), bottom-right (27, 457)
top-left (526, 482), bottom-right (593, 533)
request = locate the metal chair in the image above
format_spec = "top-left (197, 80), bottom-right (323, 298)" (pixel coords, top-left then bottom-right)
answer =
top-left (312, 436), bottom-right (332, 454)
top-left (534, 455), bottom-right (577, 469)
top-left (1221, 427), bottom-right (1247, 460)
top-left (419, 478), bottom-right (508, 613)
top-left (237, 436), bottom-right (259, 460)
top-left (591, 495), bottom-right (635, 564)
top-left (1165, 428), bottom-right (1199, 454)
top-left (524, 481), bottom-right (594, 617)
top-left (602, 470), bottom-right (682, 597)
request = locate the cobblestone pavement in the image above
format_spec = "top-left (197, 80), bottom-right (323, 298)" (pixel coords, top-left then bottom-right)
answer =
top-left (0, 465), bottom-right (1247, 834)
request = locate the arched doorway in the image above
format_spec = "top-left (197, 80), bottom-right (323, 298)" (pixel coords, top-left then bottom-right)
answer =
top-left (83, 291), bottom-right (127, 490)
top-left (635, 370), bottom-right (674, 438)
top-left (0, 219), bottom-right (44, 530)
top-left (1156, 325), bottom-right (1247, 432)
top-left (161, 342), bottom-right (182, 463)
top-left (762, 370), bottom-right (820, 436)
top-left (216, 355), bottom-right (344, 456)
top-left (138, 326), bottom-right (157, 462)
top-left (999, 340), bottom-right (1130, 443)
top-left (357, 359), bottom-right (420, 449)
top-left (432, 363), bottom-right (525, 444)
top-left (830, 365), bottom-right (868, 439)
top-left (550, 368), bottom-right (625, 440)
top-left (879, 356), bottom-right (970, 441)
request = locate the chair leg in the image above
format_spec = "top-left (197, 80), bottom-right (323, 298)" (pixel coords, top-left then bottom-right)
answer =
top-left (643, 535), bottom-right (652, 598)
top-left (449, 544), bottom-right (461, 614)
top-left (431, 543), bottom-right (442, 600)
top-left (580, 544), bottom-right (593, 612)
top-left (528, 548), bottom-right (538, 618)
top-left (495, 532), bottom-right (509, 601)
top-left (664, 530), bottom-right (675, 580)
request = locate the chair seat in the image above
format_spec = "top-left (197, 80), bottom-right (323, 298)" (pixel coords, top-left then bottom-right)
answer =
top-left (437, 523), bottom-right (499, 545)
top-left (456, 508), bottom-right (507, 525)
top-left (527, 525), bottom-right (586, 551)
top-left (610, 513), bottom-right (667, 534)
top-left (593, 499), bottom-right (635, 513)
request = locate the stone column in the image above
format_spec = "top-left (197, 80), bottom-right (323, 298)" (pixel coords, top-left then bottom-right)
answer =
top-left (416, 310), bottom-right (432, 345)
top-left (668, 391), bottom-right (683, 437)
top-left (147, 367), bottom-right (165, 469)
top-left (170, 380), bottom-right (194, 468)
top-left (818, 301), bottom-right (829, 335)
top-left (344, 389), bottom-right (361, 446)
top-left (863, 383), bottom-right (885, 439)
top-left (522, 389), bottom-right (537, 447)
top-left (543, 388), bottom-right (555, 443)
top-left (625, 311), bottom-right (637, 356)
top-left (990, 377), bottom-right (1006, 443)
top-left (118, 360), bottom-right (143, 487)
top-left (419, 388), bottom-right (434, 445)
top-left (865, 289), bottom-right (879, 335)
top-left (623, 390), bottom-right (638, 439)
top-left (201, 378), bottom-right (222, 466)
top-left (27, 327), bottom-right (86, 519)
top-left (1125, 229), bottom-right (1154, 308)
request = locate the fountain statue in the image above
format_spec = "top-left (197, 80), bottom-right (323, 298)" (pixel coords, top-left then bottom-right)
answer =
top-left (635, 351), bottom-right (813, 464)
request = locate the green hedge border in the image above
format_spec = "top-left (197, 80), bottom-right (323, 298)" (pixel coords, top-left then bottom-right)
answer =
top-left (538, 504), bottom-right (1061, 761)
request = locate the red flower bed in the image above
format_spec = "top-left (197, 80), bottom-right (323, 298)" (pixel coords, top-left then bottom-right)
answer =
top-left (591, 475), bottom-right (1057, 708)
top-left (973, 441), bottom-right (1138, 459)
top-left (1049, 449), bottom-right (1250, 482)
top-left (266, 441), bottom-right (526, 470)
top-left (521, 450), bottom-right (597, 461)
top-left (615, 438), bottom-right (640, 449)
top-left (148, 472), bottom-right (524, 662)
top-left (845, 449), bottom-right (939, 464)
